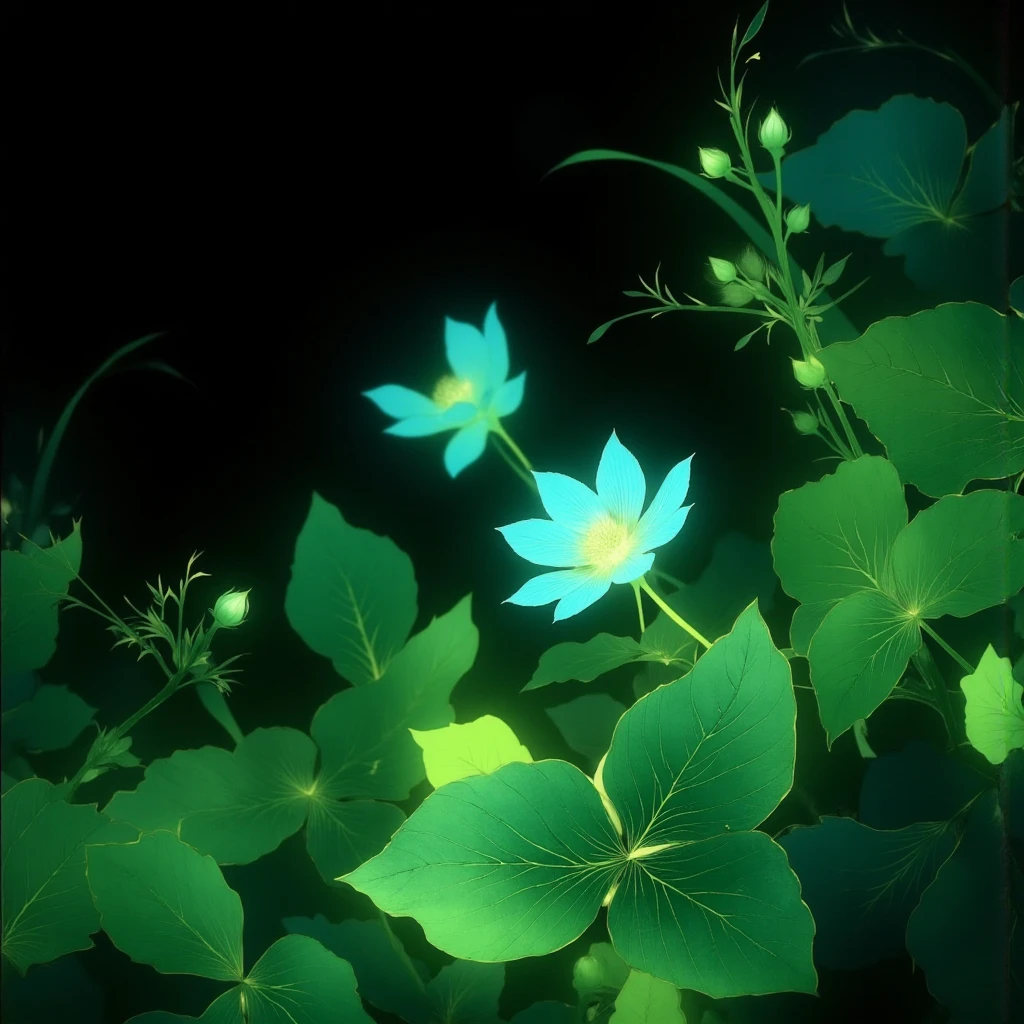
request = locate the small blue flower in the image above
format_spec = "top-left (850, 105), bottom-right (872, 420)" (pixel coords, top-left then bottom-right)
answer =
top-left (497, 431), bottom-right (694, 621)
top-left (364, 303), bottom-right (526, 478)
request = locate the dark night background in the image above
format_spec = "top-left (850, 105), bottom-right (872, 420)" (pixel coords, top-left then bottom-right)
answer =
top-left (2, 1), bottom-right (1020, 1021)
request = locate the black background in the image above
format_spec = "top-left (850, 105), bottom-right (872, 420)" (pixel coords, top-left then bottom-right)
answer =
top-left (3, 1), bottom-right (1019, 1021)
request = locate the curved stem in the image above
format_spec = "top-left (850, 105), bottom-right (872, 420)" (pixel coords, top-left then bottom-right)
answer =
top-left (491, 422), bottom-right (533, 472)
top-left (488, 434), bottom-right (537, 492)
top-left (638, 578), bottom-right (711, 649)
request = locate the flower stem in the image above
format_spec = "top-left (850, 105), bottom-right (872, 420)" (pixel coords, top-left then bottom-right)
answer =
top-left (821, 381), bottom-right (864, 459)
top-left (631, 579), bottom-right (646, 634)
top-left (488, 434), bottom-right (537, 492)
top-left (638, 578), bottom-right (711, 649)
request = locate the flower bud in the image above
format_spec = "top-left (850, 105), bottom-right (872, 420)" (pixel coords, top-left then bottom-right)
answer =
top-left (698, 147), bottom-right (732, 179)
top-left (758, 107), bottom-right (791, 153)
top-left (572, 955), bottom-right (603, 994)
top-left (786, 203), bottom-right (811, 234)
top-left (736, 245), bottom-right (766, 282)
top-left (786, 408), bottom-right (820, 435)
top-left (708, 257), bottom-right (737, 283)
top-left (719, 281), bottom-right (754, 307)
top-left (213, 588), bottom-right (251, 628)
top-left (791, 356), bottom-right (827, 389)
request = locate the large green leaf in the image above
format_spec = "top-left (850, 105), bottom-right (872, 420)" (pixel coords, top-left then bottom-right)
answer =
top-left (410, 715), bottom-right (532, 789)
top-left (807, 589), bottom-right (922, 746)
top-left (884, 489), bottom-right (1024, 618)
top-left (1, 521), bottom-right (82, 676)
top-left (1, 778), bottom-right (106, 972)
top-left (757, 96), bottom-right (1022, 308)
top-left (344, 603), bottom-right (816, 999)
top-left (312, 594), bottom-right (477, 801)
top-left (86, 830), bottom-right (244, 980)
top-left (425, 960), bottom-right (505, 1024)
top-left (609, 970), bottom-right (685, 1024)
top-left (960, 645), bottom-right (1024, 765)
top-left (304, 798), bottom-right (405, 887)
top-left (342, 758), bottom-right (623, 961)
top-left (820, 304), bottom-right (1024, 498)
top-left (103, 728), bottom-right (316, 864)
top-left (773, 456), bottom-right (906, 655)
top-left (2, 684), bottom-right (95, 752)
top-left (284, 492), bottom-right (417, 685)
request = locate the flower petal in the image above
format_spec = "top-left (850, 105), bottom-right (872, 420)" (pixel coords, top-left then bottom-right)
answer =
top-left (553, 575), bottom-right (612, 621)
top-left (505, 568), bottom-right (590, 607)
top-left (534, 472), bottom-right (604, 529)
top-left (385, 403), bottom-right (475, 437)
top-left (363, 384), bottom-right (437, 419)
top-left (497, 519), bottom-right (587, 567)
top-left (636, 504), bottom-right (693, 553)
top-left (596, 431), bottom-right (646, 526)
top-left (483, 301), bottom-right (510, 390)
top-left (444, 419), bottom-right (489, 477)
top-left (609, 550), bottom-right (655, 585)
top-left (445, 316), bottom-right (489, 391)
top-left (490, 371), bottom-right (526, 418)
top-left (636, 455), bottom-right (694, 548)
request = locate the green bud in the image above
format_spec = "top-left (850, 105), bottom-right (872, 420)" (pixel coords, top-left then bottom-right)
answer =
top-left (786, 408), bottom-right (820, 435)
top-left (213, 588), bottom-right (251, 628)
top-left (698, 147), bottom-right (732, 179)
top-left (708, 257), bottom-right (737, 283)
top-left (758, 107), bottom-right (791, 153)
top-left (791, 355), bottom-right (827, 389)
top-left (786, 203), bottom-right (811, 234)
top-left (572, 955), bottom-right (603, 994)
top-left (736, 244), bottom-right (766, 282)
top-left (719, 281), bottom-right (754, 307)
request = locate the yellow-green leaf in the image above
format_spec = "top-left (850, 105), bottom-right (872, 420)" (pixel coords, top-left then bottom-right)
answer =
top-left (410, 715), bottom-right (532, 789)
top-left (960, 644), bottom-right (1024, 765)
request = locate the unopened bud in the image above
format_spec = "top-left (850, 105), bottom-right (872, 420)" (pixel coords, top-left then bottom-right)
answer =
top-left (791, 355), bottom-right (827, 389)
top-left (736, 245), bottom-right (766, 282)
top-left (786, 203), bottom-right (811, 234)
top-left (709, 257), bottom-right (737, 283)
top-left (698, 147), bottom-right (732, 179)
top-left (572, 955), bottom-right (603, 994)
top-left (786, 408), bottom-right (820, 435)
top-left (719, 281), bottom-right (754, 307)
top-left (213, 588), bottom-right (251, 628)
top-left (758, 107), bottom-right (791, 153)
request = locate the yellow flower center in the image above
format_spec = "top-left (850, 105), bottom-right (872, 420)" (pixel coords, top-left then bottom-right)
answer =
top-left (432, 375), bottom-right (475, 410)
top-left (580, 514), bottom-right (634, 572)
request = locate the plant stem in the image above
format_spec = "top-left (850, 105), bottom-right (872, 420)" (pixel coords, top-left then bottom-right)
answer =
top-left (638, 578), bottom-right (711, 648)
top-left (491, 422), bottom-right (533, 472)
top-left (920, 621), bottom-right (974, 675)
top-left (377, 910), bottom-right (427, 994)
top-left (814, 394), bottom-right (854, 460)
top-left (821, 381), bottom-right (863, 458)
top-left (648, 567), bottom-right (685, 592)
top-left (631, 579), bottom-right (646, 633)
top-left (909, 644), bottom-right (960, 750)
top-left (488, 434), bottom-right (537, 492)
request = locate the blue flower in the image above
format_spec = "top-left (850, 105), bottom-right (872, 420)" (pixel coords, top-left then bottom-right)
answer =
top-left (497, 431), bottom-right (694, 621)
top-left (364, 303), bottom-right (526, 478)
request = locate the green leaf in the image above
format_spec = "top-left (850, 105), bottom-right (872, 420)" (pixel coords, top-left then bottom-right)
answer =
top-left (807, 589), bottom-right (922, 746)
top-left (906, 790), bottom-right (1024, 1022)
top-left (304, 798), bottom-right (405, 884)
top-left (341, 759), bottom-right (623, 961)
top-left (960, 644), bottom-right (1024, 764)
top-left (523, 634), bottom-right (645, 692)
top-left (410, 715), bottom-right (532, 789)
top-left (1, 521), bottom-right (82, 676)
top-left (819, 303), bottom-right (1024, 497)
top-left (312, 595), bottom-right (477, 801)
top-left (2, 684), bottom-right (95, 752)
top-left (773, 456), bottom-right (906, 655)
top-left (426, 959), bottom-right (505, 1024)
top-left (1, 777), bottom-right (107, 972)
top-left (195, 683), bottom-right (244, 747)
top-left (885, 489), bottom-right (1024, 618)
top-left (609, 970), bottom-right (685, 1024)
top-left (281, 915), bottom-right (430, 1023)
top-left (510, 1004), bottom-right (575, 1024)
top-left (284, 492), bottom-right (417, 684)
top-left (546, 694), bottom-right (628, 767)
top-left (103, 728), bottom-right (316, 864)
top-left (739, 1), bottom-right (769, 49)
top-left (86, 830), bottom-right (244, 980)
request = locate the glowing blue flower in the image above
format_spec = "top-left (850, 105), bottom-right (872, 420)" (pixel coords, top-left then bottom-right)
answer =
top-left (364, 303), bottom-right (526, 478)
top-left (498, 432), bottom-right (694, 621)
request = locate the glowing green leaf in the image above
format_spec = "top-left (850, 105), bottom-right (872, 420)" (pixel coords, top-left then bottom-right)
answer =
top-left (609, 970), bottom-right (685, 1024)
top-left (819, 304), bottom-right (1024, 497)
top-left (885, 489), bottom-right (1024, 618)
top-left (103, 728), bottom-right (316, 864)
top-left (2, 684), bottom-right (95, 752)
top-left (1, 521), bottom-right (82, 676)
top-left (780, 817), bottom-right (956, 968)
top-left (410, 715), bottom-right (532, 789)
top-left (285, 492), bottom-right (417, 685)
top-left (906, 791), bottom-right (1024, 1021)
top-left (772, 456), bottom-right (906, 655)
top-left (1, 778), bottom-right (106, 972)
top-left (312, 595), bottom-right (477, 801)
top-left (960, 644), bottom-right (1024, 764)
top-left (345, 603), bottom-right (816, 999)
top-left (759, 96), bottom-right (1021, 307)
top-left (807, 589), bottom-right (922, 746)
top-left (546, 694), bottom-right (627, 767)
